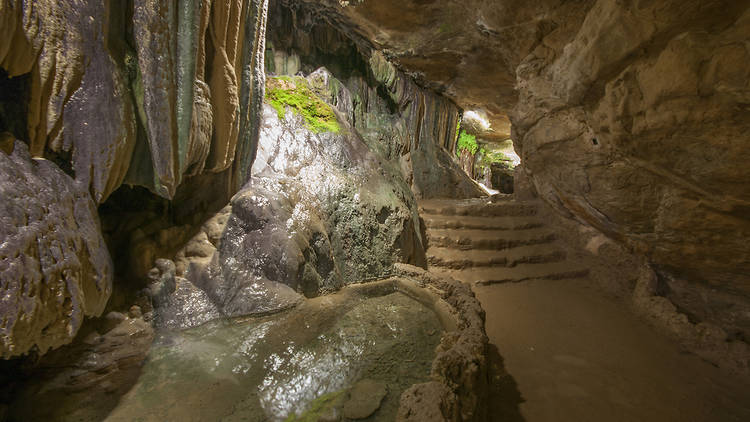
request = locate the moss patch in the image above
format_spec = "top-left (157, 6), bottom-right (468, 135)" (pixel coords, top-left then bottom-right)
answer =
top-left (266, 76), bottom-right (341, 133)
top-left (456, 130), bottom-right (478, 157)
top-left (284, 390), bottom-right (346, 422)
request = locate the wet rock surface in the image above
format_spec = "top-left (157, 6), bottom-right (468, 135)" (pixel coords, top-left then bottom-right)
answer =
top-left (278, 0), bottom-right (750, 356)
top-left (266, 1), bottom-right (484, 200)
top-left (0, 141), bottom-right (112, 358)
top-left (0, 0), bottom-right (269, 201)
top-left (16, 287), bottom-right (443, 422)
top-left (162, 71), bottom-right (431, 323)
top-left (4, 311), bottom-right (154, 422)
top-left (342, 379), bottom-right (388, 419)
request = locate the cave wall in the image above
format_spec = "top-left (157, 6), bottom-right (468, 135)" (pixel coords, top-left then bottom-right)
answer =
top-left (281, 0), bottom-right (750, 349)
top-left (0, 142), bottom-right (112, 358)
top-left (513, 0), bottom-right (750, 341)
top-left (0, 0), bottom-right (270, 358)
top-left (266, 0), bottom-right (484, 199)
top-left (0, 0), bottom-right (269, 203)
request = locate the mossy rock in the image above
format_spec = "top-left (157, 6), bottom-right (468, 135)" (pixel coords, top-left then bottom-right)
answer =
top-left (266, 76), bottom-right (341, 133)
top-left (284, 390), bottom-right (346, 422)
top-left (456, 130), bottom-right (478, 157)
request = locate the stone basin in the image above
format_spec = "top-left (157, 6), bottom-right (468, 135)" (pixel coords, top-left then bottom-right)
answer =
top-left (102, 276), bottom-right (460, 422)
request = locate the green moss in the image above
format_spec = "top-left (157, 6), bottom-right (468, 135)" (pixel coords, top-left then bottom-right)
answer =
top-left (266, 76), bottom-right (341, 133)
top-left (477, 148), bottom-right (514, 170)
top-left (283, 390), bottom-right (346, 422)
top-left (456, 130), bottom-right (478, 157)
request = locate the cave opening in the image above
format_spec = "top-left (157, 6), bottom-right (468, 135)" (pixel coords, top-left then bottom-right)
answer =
top-left (454, 109), bottom-right (520, 194)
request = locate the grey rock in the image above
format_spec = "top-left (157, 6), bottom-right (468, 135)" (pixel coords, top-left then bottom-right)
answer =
top-left (153, 277), bottom-right (221, 330)
top-left (146, 258), bottom-right (177, 307)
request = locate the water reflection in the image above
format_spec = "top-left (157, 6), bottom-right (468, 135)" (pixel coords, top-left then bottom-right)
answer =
top-left (104, 291), bottom-right (442, 421)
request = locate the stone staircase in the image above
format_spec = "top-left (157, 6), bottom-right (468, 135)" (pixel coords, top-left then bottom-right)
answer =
top-left (420, 197), bottom-right (589, 286)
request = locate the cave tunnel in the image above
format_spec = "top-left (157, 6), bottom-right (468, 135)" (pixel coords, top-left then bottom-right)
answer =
top-left (1, 1), bottom-right (749, 421)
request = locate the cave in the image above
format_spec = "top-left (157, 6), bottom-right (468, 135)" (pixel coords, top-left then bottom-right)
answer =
top-left (1, 0), bottom-right (749, 421)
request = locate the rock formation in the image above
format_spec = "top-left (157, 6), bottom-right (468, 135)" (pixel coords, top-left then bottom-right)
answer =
top-left (277, 0), bottom-right (750, 364)
top-left (0, 0), bottom-right (269, 202)
top-left (266, 0), bottom-right (484, 199)
top-left (0, 141), bottom-right (112, 358)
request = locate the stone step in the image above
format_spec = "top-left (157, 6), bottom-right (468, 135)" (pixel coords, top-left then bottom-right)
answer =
top-left (433, 262), bottom-right (590, 286)
top-left (421, 214), bottom-right (544, 231)
top-left (426, 228), bottom-right (556, 250)
top-left (418, 199), bottom-right (538, 218)
top-left (426, 245), bottom-right (566, 270)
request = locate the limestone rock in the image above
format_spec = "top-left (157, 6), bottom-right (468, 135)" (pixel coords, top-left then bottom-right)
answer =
top-left (0, 142), bottom-right (112, 358)
top-left (342, 379), bottom-right (387, 419)
top-left (6, 313), bottom-right (154, 421)
top-left (266, 6), bottom-right (484, 200)
top-left (281, 0), bottom-right (750, 343)
top-left (0, 0), bottom-right (269, 202)
top-left (512, 0), bottom-right (750, 340)
top-left (152, 277), bottom-right (221, 330)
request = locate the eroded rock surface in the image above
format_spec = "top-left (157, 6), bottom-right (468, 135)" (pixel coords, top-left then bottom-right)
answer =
top-left (0, 141), bottom-right (112, 358)
top-left (266, 1), bottom-right (484, 199)
top-left (513, 0), bottom-right (750, 340)
top-left (5, 310), bottom-right (154, 422)
top-left (0, 0), bottom-right (269, 201)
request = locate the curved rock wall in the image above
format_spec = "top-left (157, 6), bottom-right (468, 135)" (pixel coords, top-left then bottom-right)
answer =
top-left (266, 0), bottom-right (484, 199)
top-left (0, 0), bottom-right (270, 358)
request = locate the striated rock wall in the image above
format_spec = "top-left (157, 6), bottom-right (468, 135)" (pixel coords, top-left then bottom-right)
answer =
top-left (0, 0), bottom-right (270, 358)
top-left (266, 0), bottom-right (484, 199)
top-left (0, 0), bottom-right (269, 202)
top-left (0, 141), bottom-right (112, 358)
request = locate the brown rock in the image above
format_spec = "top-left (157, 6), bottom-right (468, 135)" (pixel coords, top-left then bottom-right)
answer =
top-left (342, 379), bottom-right (388, 419)
top-left (0, 142), bottom-right (112, 358)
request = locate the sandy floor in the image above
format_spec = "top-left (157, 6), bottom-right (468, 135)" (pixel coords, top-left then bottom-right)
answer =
top-left (476, 277), bottom-right (750, 422)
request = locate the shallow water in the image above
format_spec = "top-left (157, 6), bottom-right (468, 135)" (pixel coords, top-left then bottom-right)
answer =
top-left (103, 290), bottom-right (442, 422)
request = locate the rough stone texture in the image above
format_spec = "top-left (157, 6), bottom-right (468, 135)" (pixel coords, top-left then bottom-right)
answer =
top-left (393, 264), bottom-right (489, 422)
top-left (156, 70), bottom-right (432, 323)
top-left (148, 274), bottom-right (222, 331)
top-left (281, 0), bottom-right (563, 141)
top-left (266, 1), bottom-right (484, 199)
top-left (0, 0), bottom-right (269, 202)
top-left (341, 379), bottom-right (388, 419)
top-left (243, 81), bottom-right (426, 286)
top-left (5, 312), bottom-right (154, 422)
top-left (512, 0), bottom-right (750, 342)
top-left (0, 0), bottom-right (136, 203)
top-left (280, 0), bottom-right (750, 352)
top-left (0, 141), bottom-right (113, 358)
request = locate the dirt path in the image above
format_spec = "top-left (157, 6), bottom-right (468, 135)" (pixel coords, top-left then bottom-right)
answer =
top-left (420, 198), bottom-right (750, 421)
